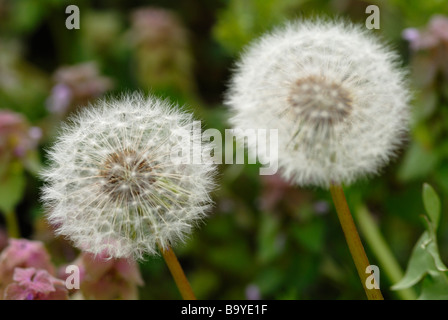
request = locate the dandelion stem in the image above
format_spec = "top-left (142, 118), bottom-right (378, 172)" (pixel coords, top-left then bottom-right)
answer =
top-left (329, 184), bottom-right (383, 300)
top-left (4, 210), bottom-right (20, 238)
top-left (355, 204), bottom-right (417, 300)
top-left (159, 244), bottom-right (196, 300)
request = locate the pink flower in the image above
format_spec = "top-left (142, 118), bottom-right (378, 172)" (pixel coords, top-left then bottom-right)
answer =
top-left (128, 7), bottom-right (194, 95)
top-left (402, 27), bottom-right (439, 50)
top-left (4, 268), bottom-right (68, 300)
top-left (403, 15), bottom-right (448, 51)
top-left (259, 174), bottom-right (292, 211)
top-left (0, 110), bottom-right (41, 160)
top-left (46, 62), bottom-right (112, 115)
top-left (259, 174), bottom-right (311, 212)
top-left (129, 7), bottom-right (186, 46)
top-left (428, 15), bottom-right (448, 42)
top-left (402, 15), bottom-right (448, 94)
top-left (59, 251), bottom-right (143, 300)
top-left (0, 239), bottom-right (55, 297)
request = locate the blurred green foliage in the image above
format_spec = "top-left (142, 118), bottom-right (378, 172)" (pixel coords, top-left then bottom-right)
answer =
top-left (0, 0), bottom-right (447, 299)
top-left (213, 0), bottom-right (304, 54)
top-left (392, 184), bottom-right (448, 299)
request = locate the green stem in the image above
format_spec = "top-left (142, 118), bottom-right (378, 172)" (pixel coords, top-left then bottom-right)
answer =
top-left (329, 184), bottom-right (383, 300)
top-left (355, 204), bottom-right (417, 300)
top-left (159, 244), bottom-right (196, 300)
top-left (4, 210), bottom-right (20, 238)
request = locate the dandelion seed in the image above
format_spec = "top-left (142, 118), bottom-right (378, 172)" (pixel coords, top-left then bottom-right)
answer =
top-left (40, 94), bottom-right (216, 260)
top-left (226, 18), bottom-right (410, 188)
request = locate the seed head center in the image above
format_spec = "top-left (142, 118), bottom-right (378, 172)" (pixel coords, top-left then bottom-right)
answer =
top-left (288, 76), bottom-right (352, 127)
top-left (100, 149), bottom-right (153, 201)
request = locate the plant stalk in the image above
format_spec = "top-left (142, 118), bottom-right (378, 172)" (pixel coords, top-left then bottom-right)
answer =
top-left (159, 244), bottom-right (196, 300)
top-left (4, 210), bottom-right (20, 238)
top-left (329, 184), bottom-right (383, 300)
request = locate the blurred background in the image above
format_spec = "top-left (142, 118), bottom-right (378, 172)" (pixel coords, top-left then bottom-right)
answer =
top-left (0, 0), bottom-right (448, 299)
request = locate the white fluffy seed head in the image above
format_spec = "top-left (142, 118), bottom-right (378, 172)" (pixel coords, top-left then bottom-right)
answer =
top-left (226, 18), bottom-right (411, 188)
top-left (40, 93), bottom-right (216, 260)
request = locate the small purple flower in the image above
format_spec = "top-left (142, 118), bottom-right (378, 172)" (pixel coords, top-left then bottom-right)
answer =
top-left (402, 28), bottom-right (420, 43)
top-left (4, 267), bottom-right (68, 300)
top-left (245, 284), bottom-right (261, 300)
top-left (46, 83), bottom-right (73, 114)
top-left (28, 126), bottom-right (42, 141)
top-left (313, 200), bottom-right (330, 215)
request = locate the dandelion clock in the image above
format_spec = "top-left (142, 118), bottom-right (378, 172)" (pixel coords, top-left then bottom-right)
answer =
top-left (41, 93), bottom-right (216, 299)
top-left (226, 19), bottom-right (411, 300)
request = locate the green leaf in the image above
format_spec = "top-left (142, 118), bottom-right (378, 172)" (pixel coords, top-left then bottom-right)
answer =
top-left (422, 183), bottom-right (441, 228)
top-left (393, 183), bottom-right (447, 293)
top-left (0, 161), bottom-right (26, 214)
top-left (391, 232), bottom-right (438, 290)
top-left (421, 216), bottom-right (448, 273)
top-left (392, 218), bottom-right (447, 291)
top-left (418, 273), bottom-right (448, 300)
top-left (257, 212), bottom-right (282, 263)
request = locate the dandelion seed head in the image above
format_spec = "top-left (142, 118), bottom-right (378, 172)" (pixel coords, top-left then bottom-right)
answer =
top-left (40, 93), bottom-right (216, 259)
top-left (227, 18), bottom-right (410, 188)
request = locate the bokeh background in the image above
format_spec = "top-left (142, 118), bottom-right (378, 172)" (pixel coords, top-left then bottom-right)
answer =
top-left (1, 0), bottom-right (448, 299)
